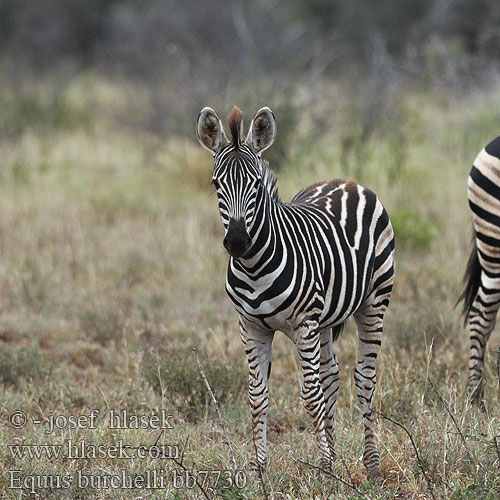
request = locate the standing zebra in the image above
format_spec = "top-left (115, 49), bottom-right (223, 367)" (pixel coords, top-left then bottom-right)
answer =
top-left (197, 106), bottom-right (395, 479)
top-left (460, 136), bottom-right (500, 404)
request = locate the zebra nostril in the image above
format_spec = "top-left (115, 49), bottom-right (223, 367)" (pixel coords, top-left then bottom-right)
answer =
top-left (224, 217), bottom-right (252, 257)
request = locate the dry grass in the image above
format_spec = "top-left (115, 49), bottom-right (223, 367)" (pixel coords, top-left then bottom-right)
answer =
top-left (0, 74), bottom-right (499, 499)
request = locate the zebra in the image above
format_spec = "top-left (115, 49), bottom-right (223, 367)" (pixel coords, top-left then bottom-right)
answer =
top-left (459, 136), bottom-right (500, 405)
top-left (196, 105), bottom-right (395, 479)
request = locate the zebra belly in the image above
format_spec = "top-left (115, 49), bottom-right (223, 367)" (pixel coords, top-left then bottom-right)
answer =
top-left (318, 272), bottom-right (370, 329)
top-left (227, 284), bottom-right (364, 339)
top-left (226, 258), bottom-right (371, 335)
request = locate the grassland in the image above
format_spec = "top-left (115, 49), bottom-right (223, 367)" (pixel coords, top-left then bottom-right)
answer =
top-left (0, 73), bottom-right (499, 499)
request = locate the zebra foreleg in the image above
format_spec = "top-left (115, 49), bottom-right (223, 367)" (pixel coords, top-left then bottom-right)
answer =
top-left (319, 327), bottom-right (340, 460)
top-left (296, 320), bottom-right (334, 471)
top-left (239, 319), bottom-right (274, 472)
top-left (466, 274), bottom-right (500, 404)
top-left (354, 306), bottom-right (385, 480)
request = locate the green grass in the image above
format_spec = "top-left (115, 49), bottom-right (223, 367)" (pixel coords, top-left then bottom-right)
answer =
top-left (0, 73), bottom-right (499, 499)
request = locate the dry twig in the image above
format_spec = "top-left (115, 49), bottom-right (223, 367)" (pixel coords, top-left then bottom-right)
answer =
top-left (171, 455), bottom-right (212, 500)
top-left (374, 410), bottom-right (436, 500)
top-left (428, 378), bottom-right (483, 478)
top-left (293, 458), bottom-right (363, 495)
top-left (492, 348), bottom-right (500, 389)
top-left (168, 435), bottom-right (212, 500)
top-left (493, 435), bottom-right (500, 469)
top-left (428, 380), bottom-right (470, 452)
top-left (337, 453), bottom-right (356, 490)
top-left (497, 348), bottom-right (500, 389)
top-left (192, 347), bottom-right (238, 472)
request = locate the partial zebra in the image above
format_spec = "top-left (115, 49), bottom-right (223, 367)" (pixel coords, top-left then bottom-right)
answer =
top-left (459, 136), bottom-right (500, 404)
top-left (197, 106), bottom-right (395, 479)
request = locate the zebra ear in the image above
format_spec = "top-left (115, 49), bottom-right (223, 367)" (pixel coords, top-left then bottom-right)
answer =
top-left (197, 107), bottom-right (228, 153)
top-left (246, 107), bottom-right (276, 154)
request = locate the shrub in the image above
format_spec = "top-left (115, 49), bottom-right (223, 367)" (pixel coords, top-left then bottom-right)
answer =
top-left (0, 342), bottom-right (49, 388)
top-left (391, 209), bottom-right (437, 249)
top-left (142, 348), bottom-right (246, 421)
top-left (0, 91), bottom-right (93, 138)
top-left (10, 162), bottom-right (30, 184)
top-left (78, 309), bottom-right (123, 346)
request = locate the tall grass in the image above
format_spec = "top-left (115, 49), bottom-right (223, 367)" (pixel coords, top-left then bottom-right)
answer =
top-left (0, 73), bottom-right (499, 498)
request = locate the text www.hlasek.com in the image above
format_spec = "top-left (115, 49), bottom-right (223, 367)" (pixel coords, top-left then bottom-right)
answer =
top-left (8, 440), bottom-right (180, 460)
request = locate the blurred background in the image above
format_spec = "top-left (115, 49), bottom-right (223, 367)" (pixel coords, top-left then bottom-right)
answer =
top-left (1, 2), bottom-right (500, 498)
top-left (2, 0), bottom-right (500, 140)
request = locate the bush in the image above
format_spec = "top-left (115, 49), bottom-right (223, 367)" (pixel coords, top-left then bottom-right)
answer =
top-left (391, 209), bottom-right (437, 249)
top-left (0, 342), bottom-right (49, 388)
top-left (0, 89), bottom-right (94, 138)
top-left (78, 309), bottom-right (123, 346)
top-left (142, 347), bottom-right (246, 421)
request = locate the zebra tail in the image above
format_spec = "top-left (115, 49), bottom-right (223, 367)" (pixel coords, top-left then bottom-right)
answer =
top-left (457, 236), bottom-right (481, 325)
top-left (332, 322), bottom-right (345, 342)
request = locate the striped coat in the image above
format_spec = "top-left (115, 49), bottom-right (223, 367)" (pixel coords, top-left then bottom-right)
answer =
top-left (197, 106), bottom-right (395, 479)
top-left (227, 178), bottom-right (394, 335)
top-left (460, 136), bottom-right (500, 404)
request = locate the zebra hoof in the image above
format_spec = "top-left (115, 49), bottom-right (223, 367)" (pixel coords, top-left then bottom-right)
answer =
top-left (318, 456), bottom-right (334, 472)
top-left (366, 468), bottom-right (384, 483)
top-left (468, 385), bottom-right (485, 409)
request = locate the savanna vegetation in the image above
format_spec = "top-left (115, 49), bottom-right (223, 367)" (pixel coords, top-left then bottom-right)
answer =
top-left (0, 1), bottom-right (499, 499)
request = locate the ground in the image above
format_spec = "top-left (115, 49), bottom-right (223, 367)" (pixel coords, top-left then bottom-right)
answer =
top-left (0, 74), bottom-right (499, 499)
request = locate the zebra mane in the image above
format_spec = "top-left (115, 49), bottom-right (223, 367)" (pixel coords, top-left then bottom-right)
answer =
top-left (226, 106), bottom-right (279, 201)
top-left (227, 106), bottom-right (243, 149)
top-left (260, 160), bottom-right (280, 202)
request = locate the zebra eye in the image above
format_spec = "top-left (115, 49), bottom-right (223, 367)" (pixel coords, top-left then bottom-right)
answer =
top-left (212, 179), bottom-right (220, 190)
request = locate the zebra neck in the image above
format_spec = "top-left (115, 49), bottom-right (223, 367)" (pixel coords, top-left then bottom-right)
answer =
top-left (238, 187), bottom-right (281, 270)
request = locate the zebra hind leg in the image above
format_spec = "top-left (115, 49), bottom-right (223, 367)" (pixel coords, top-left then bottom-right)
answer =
top-left (465, 273), bottom-right (500, 405)
top-left (353, 289), bottom-right (392, 480)
top-left (296, 319), bottom-right (334, 470)
top-left (319, 326), bottom-right (342, 462)
top-left (239, 319), bottom-right (274, 472)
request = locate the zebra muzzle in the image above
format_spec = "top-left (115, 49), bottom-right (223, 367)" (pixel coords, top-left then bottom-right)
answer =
top-left (224, 218), bottom-right (251, 258)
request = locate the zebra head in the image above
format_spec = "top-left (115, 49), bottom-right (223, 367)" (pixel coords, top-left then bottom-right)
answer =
top-left (197, 105), bottom-right (276, 258)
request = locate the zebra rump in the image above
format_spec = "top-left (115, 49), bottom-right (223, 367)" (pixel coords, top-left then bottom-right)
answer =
top-left (460, 134), bottom-right (500, 403)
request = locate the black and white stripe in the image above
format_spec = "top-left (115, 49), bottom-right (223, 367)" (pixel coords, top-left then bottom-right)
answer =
top-left (459, 136), bottom-right (500, 404)
top-left (197, 106), bottom-right (395, 479)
